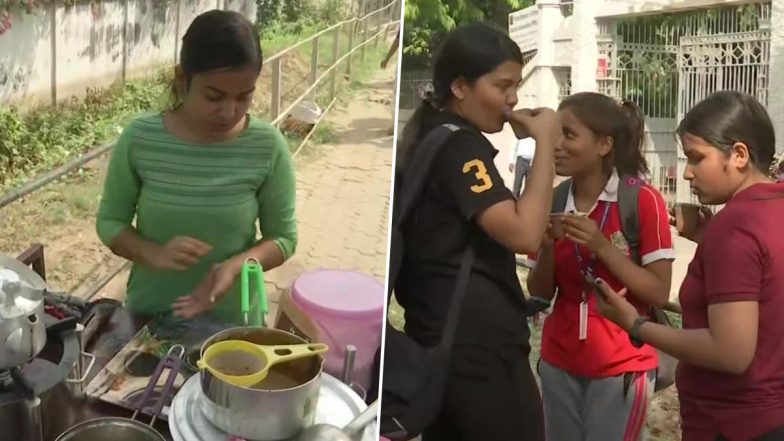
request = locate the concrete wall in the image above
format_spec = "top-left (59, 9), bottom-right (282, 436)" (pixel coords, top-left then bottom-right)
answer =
top-left (0, 0), bottom-right (256, 108)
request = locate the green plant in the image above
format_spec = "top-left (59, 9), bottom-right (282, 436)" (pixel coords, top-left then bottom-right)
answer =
top-left (402, 0), bottom-right (534, 70)
top-left (0, 76), bottom-right (168, 189)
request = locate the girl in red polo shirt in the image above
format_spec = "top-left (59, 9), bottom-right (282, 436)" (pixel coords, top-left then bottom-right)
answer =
top-left (595, 91), bottom-right (784, 441)
top-left (527, 92), bottom-right (674, 441)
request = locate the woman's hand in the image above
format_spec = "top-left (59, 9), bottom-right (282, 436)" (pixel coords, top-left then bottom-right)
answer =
top-left (172, 256), bottom-right (244, 319)
top-left (592, 279), bottom-right (638, 331)
top-left (145, 236), bottom-right (212, 272)
top-left (670, 204), bottom-right (713, 244)
top-left (505, 108), bottom-right (560, 143)
top-left (561, 214), bottom-right (610, 253)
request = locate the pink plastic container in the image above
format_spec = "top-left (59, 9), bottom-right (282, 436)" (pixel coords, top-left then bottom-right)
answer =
top-left (290, 269), bottom-right (384, 395)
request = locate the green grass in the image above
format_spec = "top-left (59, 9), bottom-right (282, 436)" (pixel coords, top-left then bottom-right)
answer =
top-left (312, 122), bottom-right (339, 144)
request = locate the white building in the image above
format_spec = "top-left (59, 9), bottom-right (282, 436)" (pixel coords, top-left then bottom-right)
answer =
top-left (492, 0), bottom-right (783, 205)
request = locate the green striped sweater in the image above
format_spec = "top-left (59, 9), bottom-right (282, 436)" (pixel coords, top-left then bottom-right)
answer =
top-left (96, 112), bottom-right (297, 324)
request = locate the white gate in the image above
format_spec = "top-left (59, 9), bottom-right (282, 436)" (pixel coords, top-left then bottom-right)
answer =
top-left (596, 2), bottom-right (772, 206)
top-left (676, 22), bottom-right (771, 203)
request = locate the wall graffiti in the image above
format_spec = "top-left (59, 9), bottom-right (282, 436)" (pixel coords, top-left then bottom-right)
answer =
top-left (0, 0), bottom-right (255, 106)
top-left (0, 64), bottom-right (30, 94)
top-left (150, 0), bottom-right (169, 48)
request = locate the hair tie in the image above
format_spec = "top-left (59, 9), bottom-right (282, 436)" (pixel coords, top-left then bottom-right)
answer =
top-left (769, 152), bottom-right (784, 180)
top-left (417, 83), bottom-right (437, 107)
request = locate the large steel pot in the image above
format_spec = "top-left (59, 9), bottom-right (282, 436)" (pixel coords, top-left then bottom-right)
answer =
top-left (199, 327), bottom-right (323, 440)
top-left (54, 417), bottom-right (166, 441)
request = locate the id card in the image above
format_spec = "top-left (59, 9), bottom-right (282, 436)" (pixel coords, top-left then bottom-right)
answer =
top-left (579, 300), bottom-right (588, 340)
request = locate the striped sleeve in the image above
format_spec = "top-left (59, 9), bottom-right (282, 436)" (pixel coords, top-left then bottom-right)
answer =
top-left (637, 184), bottom-right (675, 265)
top-left (96, 123), bottom-right (140, 247)
top-left (257, 127), bottom-right (298, 260)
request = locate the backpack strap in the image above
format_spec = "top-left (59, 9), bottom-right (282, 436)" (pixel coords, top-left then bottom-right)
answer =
top-left (551, 179), bottom-right (572, 213)
top-left (387, 123), bottom-right (465, 299)
top-left (617, 175), bottom-right (643, 265)
top-left (396, 123), bottom-right (463, 225)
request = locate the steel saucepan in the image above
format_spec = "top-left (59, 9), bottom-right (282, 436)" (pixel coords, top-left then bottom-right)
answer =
top-left (199, 327), bottom-right (324, 440)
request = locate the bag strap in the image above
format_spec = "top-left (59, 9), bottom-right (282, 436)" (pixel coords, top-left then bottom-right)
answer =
top-left (393, 122), bottom-right (475, 349)
top-left (551, 179), bottom-right (571, 213)
top-left (439, 246), bottom-right (474, 350)
top-left (616, 176), bottom-right (670, 324)
top-left (396, 123), bottom-right (463, 226)
top-left (386, 123), bottom-right (464, 301)
top-left (617, 175), bottom-right (643, 265)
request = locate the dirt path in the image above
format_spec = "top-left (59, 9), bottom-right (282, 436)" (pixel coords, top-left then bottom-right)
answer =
top-left (263, 66), bottom-right (395, 316)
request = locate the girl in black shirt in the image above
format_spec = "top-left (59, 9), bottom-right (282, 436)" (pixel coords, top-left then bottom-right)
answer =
top-left (393, 23), bottom-right (560, 441)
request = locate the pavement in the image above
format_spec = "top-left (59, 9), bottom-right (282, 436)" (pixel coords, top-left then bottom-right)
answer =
top-left (263, 68), bottom-right (396, 319)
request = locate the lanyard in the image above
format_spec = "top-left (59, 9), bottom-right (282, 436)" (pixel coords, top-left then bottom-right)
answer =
top-left (573, 201), bottom-right (611, 301)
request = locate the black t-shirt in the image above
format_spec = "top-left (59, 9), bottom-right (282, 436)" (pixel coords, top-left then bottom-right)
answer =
top-left (395, 111), bottom-right (530, 350)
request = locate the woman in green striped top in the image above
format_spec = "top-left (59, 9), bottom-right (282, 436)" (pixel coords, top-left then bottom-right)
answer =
top-left (96, 10), bottom-right (297, 325)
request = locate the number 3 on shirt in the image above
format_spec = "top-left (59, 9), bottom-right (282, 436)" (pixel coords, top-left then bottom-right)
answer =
top-left (462, 159), bottom-right (494, 193)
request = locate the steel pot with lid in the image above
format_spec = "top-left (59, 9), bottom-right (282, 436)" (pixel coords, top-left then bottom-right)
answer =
top-left (199, 327), bottom-right (324, 440)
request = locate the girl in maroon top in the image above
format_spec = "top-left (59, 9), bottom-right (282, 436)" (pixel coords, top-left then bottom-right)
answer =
top-left (595, 91), bottom-right (784, 441)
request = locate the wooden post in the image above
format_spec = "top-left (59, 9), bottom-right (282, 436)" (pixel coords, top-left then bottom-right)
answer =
top-left (49, 0), bottom-right (57, 105)
top-left (309, 36), bottom-right (319, 100)
top-left (330, 26), bottom-right (340, 101)
top-left (361, 18), bottom-right (368, 61)
top-left (271, 58), bottom-right (282, 119)
top-left (310, 36), bottom-right (319, 85)
top-left (122, 0), bottom-right (129, 83)
top-left (347, 0), bottom-right (363, 77)
top-left (174, 0), bottom-right (181, 64)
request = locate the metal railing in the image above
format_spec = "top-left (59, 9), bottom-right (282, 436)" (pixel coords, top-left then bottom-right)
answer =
top-left (264, 0), bottom-right (400, 128)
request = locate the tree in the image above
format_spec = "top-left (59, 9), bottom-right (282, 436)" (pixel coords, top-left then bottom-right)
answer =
top-left (402, 0), bottom-right (535, 70)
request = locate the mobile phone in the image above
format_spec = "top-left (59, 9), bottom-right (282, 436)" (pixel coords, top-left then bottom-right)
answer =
top-left (584, 273), bottom-right (607, 299)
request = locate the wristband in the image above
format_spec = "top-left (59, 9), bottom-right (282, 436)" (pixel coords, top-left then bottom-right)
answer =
top-left (628, 316), bottom-right (649, 348)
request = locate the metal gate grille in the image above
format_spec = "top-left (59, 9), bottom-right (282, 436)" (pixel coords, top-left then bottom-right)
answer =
top-left (597, 2), bottom-right (771, 206)
top-left (676, 21), bottom-right (771, 203)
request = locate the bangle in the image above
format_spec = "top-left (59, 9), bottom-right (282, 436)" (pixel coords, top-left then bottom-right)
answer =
top-left (628, 316), bottom-right (649, 348)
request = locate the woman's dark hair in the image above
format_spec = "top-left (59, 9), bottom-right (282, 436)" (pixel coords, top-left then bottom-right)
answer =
top-left (397, 23), bottom-right (522, 170)
top-left (171, 10), bottom-right (263, 106)
top-left (677, 91), bottom-right (776, 176)
top-left (558, 92), bottom-right (649, 178)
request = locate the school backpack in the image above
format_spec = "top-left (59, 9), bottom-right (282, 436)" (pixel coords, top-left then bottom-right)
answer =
top-left (551, 175), bottom-right (677, 392)
top-left (377, 122), bottom-right (475, 441)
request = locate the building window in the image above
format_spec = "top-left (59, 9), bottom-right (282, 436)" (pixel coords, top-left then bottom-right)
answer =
top-left (556, 67), bottom-right (572, 103)
top-left (560, 0), bottom-right (573, 17)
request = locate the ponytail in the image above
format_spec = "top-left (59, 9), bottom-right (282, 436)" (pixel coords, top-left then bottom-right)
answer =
top-left (616, 99), bottom-right (649, 178)
top-left (395, 91), bottom-right (438, 171)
